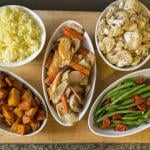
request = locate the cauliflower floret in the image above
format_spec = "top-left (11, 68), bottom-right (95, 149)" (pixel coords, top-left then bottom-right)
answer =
top-left (114, 41), bottom-right (124, 51)
top-left (106, 5), bottom-right (118, 20)
top-left (102, 37), bottom-right (116, 53)
top-left (124, 0), bottom-right (141, 13)
top-left (135, 45), bottom-right (149, 57)
top-left (109, 26), bottom-right (123, 37)
top-left (106, 50), bottom-right (133, 67)
top-left (124, 30), bottom-right (142, 50)
top-left (127, 23), bottom-right (137, 31)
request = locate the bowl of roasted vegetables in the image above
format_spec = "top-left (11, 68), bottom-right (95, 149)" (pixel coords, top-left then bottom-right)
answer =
top-left (42, 20), bottom-right (96, 126)
top-left (89, 69), bottom-right (150, 137)
top-left (95, 0), bottom-right (150, 71)
top-left (0, 67), bottom-right (48, 136)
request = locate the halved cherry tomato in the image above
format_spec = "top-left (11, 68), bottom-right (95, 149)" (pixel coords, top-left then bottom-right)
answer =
top-left (136, 77), bottom-right (145, 84)
top-left (102, 118), bottom-right (110, 128)
top-left (133, 95), bottom-right (142, 103)
top-left (115, 123), bottom-right (128, 132)
top-left (103, 99), bottom-right (111, 105)
top-left (112, 114), bottom-right (122, 120)
top-left (137, 103), bottom-right (146, 111)
top-left (146, 97), bottom-right (150, 107)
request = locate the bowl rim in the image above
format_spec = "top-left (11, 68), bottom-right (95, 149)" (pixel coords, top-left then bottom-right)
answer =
top-left (0, 5), bottom-right (46, 67)
top-left (42, 20), bottom-right (96, 126)
top-left (0, 66), bottom-right (48, 136)
top-left (88, 68), bottom-right (150, 137)
top-left (95, 0), bottom-right (150, 72)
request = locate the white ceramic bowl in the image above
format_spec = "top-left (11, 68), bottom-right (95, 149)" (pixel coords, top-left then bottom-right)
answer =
top-left (95, 0), bottom-right (150, 71)
top-left (0, 5), bottom-right (46, 67)
top-left (42, 20), bottom-right (96, 126)
top-left (88, 69), bottom-right (150, 137)
top-left (0, 67), bottom-right (48, 136)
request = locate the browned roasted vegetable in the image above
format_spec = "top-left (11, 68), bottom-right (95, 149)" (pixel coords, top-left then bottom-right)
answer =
top-left (17, 124), bottom-right (26, 135)
top-left (36, 109), bottom-right (46, 121)
top-left (25, 108), bottom-right (38, 119)
top-left (22, 115), bottom-right (32, 124)
top-left (14, 107), bottom-right (24, 118)
top-left (22, 89), bottom-right (33, 101)
top-left (0, 80), bottom-right (7, 88)
top-left (0, 89), bottom-right (8, 100)
top-left (30, 121), bottom-right (40, 131)
top-left (19, 100), bottom-right (32, 111)
top-left (2, 105), bottom-right (15, 125)
top-left (8, 88), bottom-right (21, 107)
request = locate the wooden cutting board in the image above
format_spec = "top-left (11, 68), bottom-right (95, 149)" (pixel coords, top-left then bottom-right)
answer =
top-left (1, 10), bottom-right (150, 143)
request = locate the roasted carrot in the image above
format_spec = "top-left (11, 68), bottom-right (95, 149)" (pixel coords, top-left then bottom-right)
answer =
top-left (78, 47), bottom-right (89, 57)
top-left (44, 68), bottom-right (59, 85)
top-left (61, 93), bottom-right (68, 114)
top-left (69, 61), bottom-right (90, 76)
top-left (62, 27), bottom-right (83, 41)
top-left (45, 52), bottom-right (54, 69)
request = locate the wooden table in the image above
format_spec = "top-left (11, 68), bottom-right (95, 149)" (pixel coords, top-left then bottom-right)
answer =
top-left (1, 11), bottom-right (150, 143)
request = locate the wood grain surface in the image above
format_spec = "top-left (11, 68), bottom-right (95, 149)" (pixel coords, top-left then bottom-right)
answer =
top-left (1, 10), bottom-right (150, 143)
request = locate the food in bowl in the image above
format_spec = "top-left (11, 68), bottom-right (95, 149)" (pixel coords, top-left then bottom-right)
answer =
top-left (0, 71), bottom-right (46, 135)
top-left (96, 0), bottom-right (150, 68)
top-left (94, 76), bottom-right (150, 132)
top-left (0, 7), bottom-right (42, 63)
top-left (44, 23), bottom-right (95, 124)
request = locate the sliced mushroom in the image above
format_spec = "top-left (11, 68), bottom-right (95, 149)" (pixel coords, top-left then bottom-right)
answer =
top-left (69, 95), bottom-right (81, 112)
top-left (68, 71), bottom-right (88, 86)
top-left (79, 59), bottom-right (91, 70)
top-left (56, 102), bottom-right (65, 119)
top-left (70, 86), bottom-right (84, 105)
top-left (63, 112), bottom-right (79, 123)
top-left (51, 80), bottom-right (68, 104)
top-left (61, 70), bottom-right (71, 82)
top-left (65, 87), bottom-right (72, 98)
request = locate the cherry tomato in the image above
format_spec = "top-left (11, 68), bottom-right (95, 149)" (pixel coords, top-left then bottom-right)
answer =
top-left (103, 99), bottom-right (111, 105)
top-left (146, 97), bottom-right (150, 107)
top-left (112, 114), bottom-right (122, 120)
top-left (136, 77), bottom-right (145, 84)
top-left (102, 118), bottom-right (110, 128)
top-left (133, 95), bottom-right (142, 103)
top-left (137, 103), bottom-right (146, 111)
top-left (115, 123), bottom-right (128, 132)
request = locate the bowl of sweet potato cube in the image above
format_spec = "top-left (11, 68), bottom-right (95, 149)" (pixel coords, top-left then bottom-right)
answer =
top-left (0, 67), bottom-right (48, 136)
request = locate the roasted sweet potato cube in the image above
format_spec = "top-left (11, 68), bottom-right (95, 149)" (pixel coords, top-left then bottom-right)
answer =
top-left (11, 119), bottom-right (21, 132)
top-left (8, 88), bottom-right (21, 107)
top-left (25, 125), bottom-right (32, 134)
top-left (25, 108), bottom-right (38, 119)
top-left (22, 89), bottom-right (33, 101)
top-left (0, 80), bottom-right (7, 88)
top-left (19, 100), bottom-right (32, 111)
top-left (13, 80), bottom-right (24, 91)
top-left (0, 89), bottom-right (8, 100)
top-left (36, 110), bottom-right (46, 121)
top-left (30, 121), bottom-right (40, 131)
top-left (14, 107), bottom-right (24, 118)
top-left (5, 77), bottom-right (13, 87)
top-left (2, 105), bottom-right (15, 125)
top-left (17, 124), bottom-right (26, 135)
top-left (22, 115), bottom-right (32, 124)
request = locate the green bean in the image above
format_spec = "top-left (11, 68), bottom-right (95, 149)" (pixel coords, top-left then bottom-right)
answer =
top-left (111, 87), bottom-right (132, 101)
top-left (112, 120), bottom-right (143, 126)
top-left (111, 85), bottom-right (145, 105)
top-left (121, 92), bottom-right (150, 105)
top-left (122, 116), bottom-right (141, 120)
top-left (96, 110), bottom-right (141, 123)
top-left (132, 86), bottom-right (150, 95)
top-left (105, 81), bottom-right (135, 98)
top-left (144, 109), bottom-right (150, 119)
top-left (118, 103), bottom-right (139, 109)
top-left (95, 106), bottom-right (106, 116)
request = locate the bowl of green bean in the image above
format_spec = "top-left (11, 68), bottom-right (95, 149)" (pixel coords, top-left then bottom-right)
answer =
top-left (88, 69), bottom-right (150, 137)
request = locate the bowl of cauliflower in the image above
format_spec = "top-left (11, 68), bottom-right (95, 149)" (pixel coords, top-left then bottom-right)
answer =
top-left (95, 0), bottom-right (150, 71)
